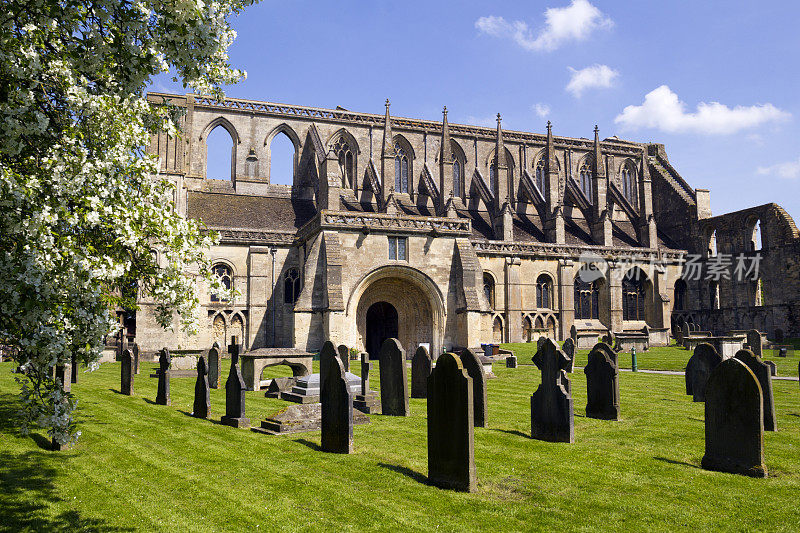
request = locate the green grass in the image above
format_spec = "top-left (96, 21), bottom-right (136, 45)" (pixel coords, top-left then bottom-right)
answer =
top-left (2, 358), bottom-right (800, 532)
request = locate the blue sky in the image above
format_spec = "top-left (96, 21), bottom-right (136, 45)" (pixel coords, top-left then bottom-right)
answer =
top-left (154, 0), bottom-right (800, 222)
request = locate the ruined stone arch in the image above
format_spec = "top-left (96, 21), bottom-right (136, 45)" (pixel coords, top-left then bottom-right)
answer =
top-left (702, 224), bottom-right (718, 258)
top-left (264, 123), bottom-right (301, 186)
top-left (492, 314), bottom-right (504, 343)
top-left (745, 215), bottom-right (763, 251)
top-left (201, 116), bottom-right (240, 180)
top-left (211, 312), bottom-right (227, 347)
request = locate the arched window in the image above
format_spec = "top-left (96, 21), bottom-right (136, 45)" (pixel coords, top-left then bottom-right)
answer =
top-left (211, 264), bottom-right (232, 303)
top-left (706, 228), bottom-right (718, 258)
top-left (749, 218), bottom-right (762, 251)
top-left (674, 279), bottom-right (687, 311)
top-left (284, 268), bottom-right (301, 304)
top-left (394, 142), bottom-right (409, 193)
top-left (483, 273), bottom-right (495, 309)
top-left (453, 158), bottom-right (462, 198)
top-left (621, 165), bottom-right (637, 204)
top-left (579, 162), bottom-right (593, 201)
top-left (708, 281), bottom-right (720, 310)
top-left (622, 269), bottom-right (646, 321)
top-left (332, 137), bottom-right (355, 188)
top-left (206, 125), bottom-right (235, 180)
top-left (489, 162), bottom-right (497, 191)
top-left (574, 277), bottom-right (600, 319)
top-left (535, 159), bottom-right (546, 193)
top-left (522, 316), bottom-right (533, 342)
top-left (270, 132), bottom-right (295, 186)
top-left (752, 278), bottom-right (764, 307)
top-left (492, 316), bottom-right (503, 343)
top-left (536, 274), bottom-right (553, 309)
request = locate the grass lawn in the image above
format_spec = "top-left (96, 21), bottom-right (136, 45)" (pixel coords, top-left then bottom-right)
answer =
top-left (503, 342), bottom-right (800, 377)
top-left (2, 358), bottom-right (800, 532)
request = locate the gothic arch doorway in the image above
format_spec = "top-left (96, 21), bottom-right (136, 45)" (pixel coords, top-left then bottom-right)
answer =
top-left (365, 301), bottom-right (399, 359)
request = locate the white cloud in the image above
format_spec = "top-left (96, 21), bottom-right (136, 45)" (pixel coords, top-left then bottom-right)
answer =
top-left (614, 85), bottom-right (790, 135)
top-left (475, 0), bottom-right (612, 52)
top-left (532, 103), bottom-right (550, 118)
top-left (565, 65), bottom-right (618, 97)
top-left (757, 157), bottom-right (800, 180)
top-left (466, 115), bottom-right (498, 128)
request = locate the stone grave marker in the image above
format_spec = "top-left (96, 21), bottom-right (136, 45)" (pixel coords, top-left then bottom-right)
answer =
top-left (132, 342), bottom-right (140, 375)
top-left (193, 355), bottom-right (211, 419)
top-left (460, 348), bottom-right (488, 428)
top-left (701, 358), bottom-right (767, 477)
top-left (682, 322), bottom-right (690, 343)
top-left (734, 349), bottom-right (776, 431)
top-left (354, 352), bottom-right (379, 414)
top-left (531, 338), bottom-right (574, 443)
top-left (570, 324), bottom-right (577, 341)
top-left (121, 348), bottom-right (134, 395)
top-left (427, 352), bottom-right (476, 492)
top-left (55, 361), bottom-right (72, 394)
top-left (584, 342), bottom-right (620, 420)
top-left (747, 330), bottom-right (764, 356)
top-left (378, 338), bottom-right (410, 416)
top-left (319, 341), bottom-right (338, 394)
top-left (70, 353), bottom-right (78, 384)
top-left (221, 339), bottom-right (250, 428)
top-left (685, 343), bottom-right (722, 402)
top-left (155, 348), bottom-right (171, 406)
top-left (676, 321), bottom-right (684, 345)
top-left (411, 345), bottom-right (432, 398)
top-left (506, 355), bottom-right (517, 368)
top-left (321, 354), bottom-right (354, 454)
top-left (764, 360), bottom-right (777, 377)
top-left (562, 338), bottom-right (576, 373)
top-left (337, 344), bottom-right (350, 373)
top-left (208, 343), bottom-right (221, 389)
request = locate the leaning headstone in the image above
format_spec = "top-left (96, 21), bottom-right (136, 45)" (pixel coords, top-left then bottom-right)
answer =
top-left (506, 355), bottom-right (517, 368)
top-left (584, 343), bottom-right (620, 420)
top-left (531, 338), bottom-right (574, 443)
top-left (193, 355), bottom-right (211, 419)
top-left (701, 358), bottom-right (767, 477)
top-left (319, 341), bottom-right (338, 394)
top-left (427, 352), bottom-right (476, 492)
top-left (747, 330), bottom-right (764, 357)
top-left (155, 348), bottom-right (171, 406)
top-left (562, 338), bottom-right (576, 373)
top-left (132, 343), bottom-right (140, 375)
top-left (221, 339), bottom-right (250, 428)
top-left (735, 349), bottom-right (776, 431)
top-left (70, 353), bottom-right (78, 384)
top-left (208, 343), bottom-right (221, 389)
top-left (121, 348), bottom-right (134, 395)
top-left (337, 344), bottom-right (350, 373)
top-left (378, 338), bottom-right (410, 416)
top-left (411, 345), bottom-right (432, 398)
top-left (764, 360), bottom-right (777, 377)
top-left (685, 343), bottom-right (722, 402)
top-left (321, 354), bottom-right (353, 454)
top-left (460, 348), bottom-right (488, 428)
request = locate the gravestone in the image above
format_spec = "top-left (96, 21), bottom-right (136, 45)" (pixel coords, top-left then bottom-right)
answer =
top-left (685, 343), bottom-right (722, 402)
top-left (427, 352), bottom-right (476, 492)
top-left (133, 343), bottom-right (140, 375)
top-left (779, 347), bottom-right (787, 358)
top-left (562, 338), bottom-right (576, 373)
top-left (208, 343), bottom-right (221, 389)
top-left (337, 344), bottom-right (350, 373)
top-left (676, 321), bottom-right (684, 345)
top-left (735, 349), bottom-right (776, 431)
top-left (70, 353), bottom-right (78, 384)
top-left (221, 339), bottom-right (250, 428)
top-left (319, 341), bottom-right (338, 394)
top-left (378, 338), bottom-right (410, 416)
top-left (121, 348), bottom-right (134, 395)
top-left (764, 360), bottom-right (777, 377)
top-left (155, 348), bottom-right (171, 406)
top-left (354, 352), bottom-right (379, 414)
top-left (193, 355), bottom-right (211, 419)
top-left (537, 336), bottom-right (547, 351)
top-left (584, 343), bottom-right (619, 420)
top-left (570, 324), bottom-right (577, 341)
top-left (682, 322), bottom-right (690, 343)
top-left (321, 354), bottom-right (353, 454)
top-left (747, 330), bottom-right (764, 356)
top-left (531, 338), bottom-right (574, 443)
top-left (55, 362), bottom-right (71, 394)
top-left (506, 355), bottom-right (517, 368)
top-left (601, 331), bottom-right (614, 347)
top-left (701, 358), bottom-right (767, 477)
top-left (460, 348), bottom-right (488, 428)
top-left (411, 345), bottom-right (432, 398)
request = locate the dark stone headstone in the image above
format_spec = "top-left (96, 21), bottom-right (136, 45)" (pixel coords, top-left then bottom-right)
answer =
top-left (562, 338), bottom-right (576, 373)
top-left (70, 353), bottom-right (78, 384)
top-left (506, 355), bottom-right (517, 368)
top-left (321, 354), bottom-right (353, 454)
top-left (746, 330), bottom-right (763, 356)
top-left (193, 355), bottom-right (211, 419)
top-left (570, 325), bottom-right (577, 341)
top-left (779, 347), bottom-right (787, 358)
top-left (676, 321), bottom-right (684, 345)
top-left (682, 322), bottom-right (690, 344)
top-left (208, 344), bottom-right (221, 389)
top-left (319, 341), bottom-right (338, 394)
top-left (55, 362), bottom-right (71, 393)
top-left (354, 352), bottom-right (379, 414)
top-left (537, 336), bottom-right (547, 351)
top-left (584, 343), bottom-right (620, 420)
top-left (701, 358), bottom-right (767, 477)
top-left (531, 338), bottom-right (574, 443)
top-left (735, 349), bottom-right (776, 431)
top-left (133, 342), bottom-right (140, 375)
top-left (121, 349), bottom-right (134, 396)
top-left (427, 352), bottom-right (476, 492)
top-left (460, 348), bottom-right (488, 428)
top-left (337, 344), bottom-right (350, 373)
top-left (221, 341), bottom-right (250, 428)
top-left (155, 348), bottom-right (171, 406)
top-left (378, 338), bottom-right (409, 416)
top-left (764, 360), bottom-right (777, 377)
top-left (411, 346), bottom-right (432, 398)
top-left (685, 343), bottom-right (722, 402)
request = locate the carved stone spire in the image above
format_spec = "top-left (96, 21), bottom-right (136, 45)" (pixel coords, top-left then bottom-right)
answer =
top-left (439, 106), bottom-right (455, 215)
top-left (380, 99), bottom-right (394, 209)
top-left (495, 113), bottom-right (506, 169)
top-left (441, 106), bottom-right (452, 162)
top-left (381, 99), bottom-right (393, 156)
top-left (590, 125), bottom-right (611, 246)
top-left (543, 120), bottom-right (564, 244)
top-left (593, 125), bottom-right (604, 177)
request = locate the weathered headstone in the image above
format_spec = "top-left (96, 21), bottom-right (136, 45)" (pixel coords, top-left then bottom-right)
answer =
top-left (570, 324), bottom-right (577, 341)
top-left (378, 338), bottom-right (410, 416)
top-left (427, 352), bottom-right (476, 492)
top-left (155, 348), bottom-right (171, 406)
top-left (764, 360), bottom-right (777, 377)
top-left (319, 341), bottom-right (338, 394)
top-left (208, 343), bottom-right (221, 389)
top-left (337, 344), bottom-right (350, 373)
top-left (701, 358), bottom-right (767, 477)
top-left (779, 347), bottom-right (787, 358)
top-left (193, 355), bottom-right (211, 419)
top-left (55, 362), bottom-right (71, 393)
top-left (682, 322), bottom-right (690, 344)
top-left (70, 353), bottom-right (78, 383)
top-left (531, 338), bottom-right (574, 443)
top-left (506, 355), bottom-right (517, 368)
top-left (735, 349), bottom-right (776, 431)
top-left (121, 348), bottom-right (134, 395)
top-left (562, 338), bottom-right (576, 373)
top-left (676, 320), bottom-right (684, 345)
top-left (132, 342), bottom-right (140, 375)
top-left (354, 352), bottom-right (379, 414)
top-left (584, 343), bottom-right (619, 420)
top-left (221, 339), bottom-right (250, 428)
top-left (460, 348), bottom-right (488, 428)
top-left (747, 330), bottom-right (764, 356)
top-left (321, 354), bottom-right (353, 453)
top-left (685, 343), bottom-right (722, 402)
top-left (537, 336), bottom-right (547, 351)
top-left (411, 345), bottom-right (432, 398)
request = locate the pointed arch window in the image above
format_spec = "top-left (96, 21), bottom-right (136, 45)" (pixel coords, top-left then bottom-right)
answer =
top-left (574, 277), bottom-right (600, 319)
top-left (333, 137), bottom-right (355, 188)
top-left (483, 273), bottom-right (495, 310)
top-left (394, 143), bottom-right (409, 193)
top-left (621, 165), bottom-right (637, 205)
top-left (489, 163), bottom-right (497, 192)
top-left (453, 158), bottom-right (462, 198)
top-left (674, 279), bottom-right (687, 311)
top-left (535, 159), bottom-right (546, 193)
top-left (579, 162), bottom-right (593, 201)
top-left (284, 268), bottom-right (301, 304)
top-left (211, 264), bottom-right (233, 303)
top-left (622, 270), bottom-right (646, 321)
top-left (536, 274), bottom-right (553, 309)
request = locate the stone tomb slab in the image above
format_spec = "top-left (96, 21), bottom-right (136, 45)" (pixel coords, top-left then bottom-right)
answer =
top-left (254, 403), bottom-right (370, 436)
top-left (280, 372), bottom-right (363, 404)
top-left (240, 348), bottom-right (313, 391)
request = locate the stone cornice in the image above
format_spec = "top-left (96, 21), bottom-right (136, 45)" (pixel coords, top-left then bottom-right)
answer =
top-left (472, 240), bottom-right (686, 263)
top-left (296, 210), bottom-right (473, 241)
top-left (208, 227), bottom-right (296, 246)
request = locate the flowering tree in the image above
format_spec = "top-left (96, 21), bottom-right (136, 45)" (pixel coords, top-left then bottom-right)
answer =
top-left (0, 0), bottom-right (255, 445)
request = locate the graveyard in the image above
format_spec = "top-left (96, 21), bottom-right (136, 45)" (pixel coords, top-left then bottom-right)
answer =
top-left (2, 343), bottom-right (800, 531)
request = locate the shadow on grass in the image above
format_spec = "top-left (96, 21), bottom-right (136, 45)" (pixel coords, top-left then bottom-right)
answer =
top-left (653, 456), bottom-right (700, 469)
top-left (377, 462), bottom-right (428, 485)
top-left (293, 438), bottom-right (321, 451)
top-left (489, 428), bottom-right (530, 439)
